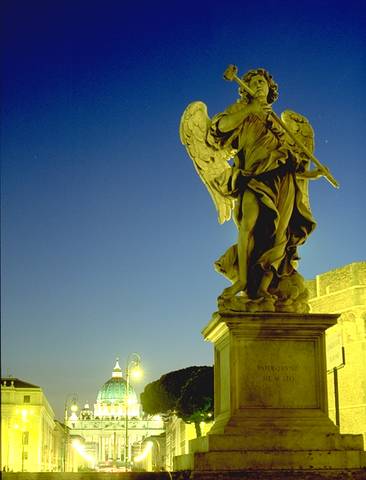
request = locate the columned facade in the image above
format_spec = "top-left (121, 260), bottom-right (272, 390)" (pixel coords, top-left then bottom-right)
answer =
top-left (65, 359), bottom-right (164, 470)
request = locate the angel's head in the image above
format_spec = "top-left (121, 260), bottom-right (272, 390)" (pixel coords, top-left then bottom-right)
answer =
top-left (239, 68), bottom-right (279, 104)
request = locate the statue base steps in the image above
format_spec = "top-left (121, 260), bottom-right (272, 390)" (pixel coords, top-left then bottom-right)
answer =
top-left (174, 447), bottom-right (366, 471)
top-left (174, 312), bottom-right (366, 473)
top-left (174, 469), bottom-right (366, 479)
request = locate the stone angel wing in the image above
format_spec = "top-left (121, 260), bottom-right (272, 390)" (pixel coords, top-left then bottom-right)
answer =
top-left (180, 101), bottom-right (235, 224)
top-left (281, 109), bottom-right (315, 210)
top-left (281, 109), bottom-right (314, 153)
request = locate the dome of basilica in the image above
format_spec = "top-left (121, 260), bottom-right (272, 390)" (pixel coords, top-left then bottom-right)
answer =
top-left (97, 377), bottom-right (137, 404)
top-left (94, 359), bottom-right (139, 418)
top-left (96, 358), bottom-right (138, 404)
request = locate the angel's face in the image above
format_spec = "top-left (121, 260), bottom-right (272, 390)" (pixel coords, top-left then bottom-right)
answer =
top-left (249, 75), bottom-right (269, 102)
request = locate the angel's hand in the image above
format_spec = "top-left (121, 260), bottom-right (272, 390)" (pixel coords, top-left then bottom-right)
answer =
top-left (218, 105), bottom-right (249, 132)
top-left (246, 99), bottom-right (272, 117)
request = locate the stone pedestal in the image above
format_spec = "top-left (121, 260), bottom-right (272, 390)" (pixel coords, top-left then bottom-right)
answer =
top-left (174, 312), bottom-right (366, 475)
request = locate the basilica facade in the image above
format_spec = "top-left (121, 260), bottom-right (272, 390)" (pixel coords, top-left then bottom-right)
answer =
top-left (64, 359), bottom-right (164, 470)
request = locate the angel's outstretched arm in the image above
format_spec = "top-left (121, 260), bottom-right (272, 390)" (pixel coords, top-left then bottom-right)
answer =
top-left (215, 103), bottom-right (248, 133)
top-left (217, 99), bottom-right (271, 133)
top-left (208, 102), bottom-right (247, 149)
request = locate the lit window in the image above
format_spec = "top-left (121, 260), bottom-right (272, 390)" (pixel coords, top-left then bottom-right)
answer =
top-left (24, 395), bottom-right (30, 403)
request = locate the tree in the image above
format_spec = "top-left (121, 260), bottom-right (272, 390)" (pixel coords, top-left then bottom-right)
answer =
top-left (176, 366), bottom-right (213, 437)
top-left (140, 378), bottom-right (174, 416)
top-left (140, 366), bottom-right (213, 438)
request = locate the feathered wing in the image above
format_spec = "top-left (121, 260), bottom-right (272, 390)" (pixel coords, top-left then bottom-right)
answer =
top-left (180, 101), bottom-right (235, 224)
top-left (281, 109), bottom-right (314, 153)
top-left (281, 109), bottom-right (315, 211)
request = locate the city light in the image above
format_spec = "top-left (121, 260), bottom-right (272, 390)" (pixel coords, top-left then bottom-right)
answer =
top-left (65, 395), bottom-right (79, 423)
top-left (72, 439), bottom-right (96, 467)
top-left (130, 365), bottom-right (143, 380)
top-left (70, 411), bottom-right (78, 422)
top-left (71, 439), bottom-right (81, 448)
top-left (134, 441), bottom-right (153, 463)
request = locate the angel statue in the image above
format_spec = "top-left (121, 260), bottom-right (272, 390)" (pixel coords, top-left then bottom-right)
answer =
top-left (180, 65), bottom-right (338, 313)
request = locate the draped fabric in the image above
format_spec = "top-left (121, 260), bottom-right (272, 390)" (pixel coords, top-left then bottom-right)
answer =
top-left (209, 105), bottom-right (316, 296)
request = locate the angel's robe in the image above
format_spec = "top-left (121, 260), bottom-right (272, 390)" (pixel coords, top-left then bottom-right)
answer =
top-left (208, 102), bottom-right (316, 294)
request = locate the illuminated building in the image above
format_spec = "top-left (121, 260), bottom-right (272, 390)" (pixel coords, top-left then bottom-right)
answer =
top-left (164, 415), bottom-right (212, 471)
top-left (65, 358), bottom-right (164, 470)
top-left (134, 434), bottom-right (166, 472)
top-left (1, 378), bottom-right (56, 472)
top-left (1, 378), bottom-right (91, 472)
top-left (307, 261), bottom-right (366, 442)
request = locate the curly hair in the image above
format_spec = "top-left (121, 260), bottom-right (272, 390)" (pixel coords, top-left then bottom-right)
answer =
top-left (239, 68), bottom-right (279, 104)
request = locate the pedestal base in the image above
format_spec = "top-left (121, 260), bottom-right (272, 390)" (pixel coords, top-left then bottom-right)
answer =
top-left (174, 312), bottom-right (366, 474)
top-left (173, 468), bottom-right (366, 480)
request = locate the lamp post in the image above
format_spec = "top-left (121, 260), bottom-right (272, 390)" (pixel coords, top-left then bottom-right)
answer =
top-left (63, 394), bottom-right (78, 471)
top-left (124, 353), bottom-right (142, 471)
top-left (21, 431), bottom-right (26, 472)
top-left (327, 346), bottom-right (346, 427)
top-left (64, 394), bottom-right (78, 424)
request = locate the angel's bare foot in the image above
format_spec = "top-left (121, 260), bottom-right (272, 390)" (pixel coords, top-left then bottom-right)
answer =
top-left (219, 281), bottom-right (245, 299)
top-left (253, 289), bottom-right (276, 311)
top-left (257, 289), bottom-right (277, 302)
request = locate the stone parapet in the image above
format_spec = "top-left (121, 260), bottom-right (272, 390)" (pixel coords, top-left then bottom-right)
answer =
top-left (307, 262), bottom-right (366, 300)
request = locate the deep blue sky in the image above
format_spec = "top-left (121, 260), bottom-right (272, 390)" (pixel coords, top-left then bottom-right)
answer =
top-left (2, 0), bottom-right (365, 419)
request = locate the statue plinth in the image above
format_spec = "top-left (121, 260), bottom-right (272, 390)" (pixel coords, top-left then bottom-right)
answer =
top-left (174, 312), bottom-right (366, 474)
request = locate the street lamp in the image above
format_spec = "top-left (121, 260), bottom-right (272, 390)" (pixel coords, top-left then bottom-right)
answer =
top-left (21, 431), bottom-right (27, 472)
top-left (63, 394), bottom-right (78, 472)
top-left (124, 353), bottom-right (142, 470)
top-left (64, 394), bottom-right (78, 423)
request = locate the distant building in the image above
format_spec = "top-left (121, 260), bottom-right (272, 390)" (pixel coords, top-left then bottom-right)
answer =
top-left (133, 417), bottom-right (213, 472)
top-left (134, 433), bottom-right (166, 472)
top-left (1, 377), bottom-right (88, 472)
top-left (164, 415), bottom-right (212, 471)
top-left (1, 377), bottom-right (56, 472)
top-left (65, 358), bottom-right (164, 471)
top-left (307, 261), bottom-right (366, 442)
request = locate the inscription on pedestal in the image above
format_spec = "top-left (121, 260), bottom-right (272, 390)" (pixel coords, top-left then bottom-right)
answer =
top-left (259, 364), bottom-right (298, 383)
top-left (237, 339), bottom-right (318, 408)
